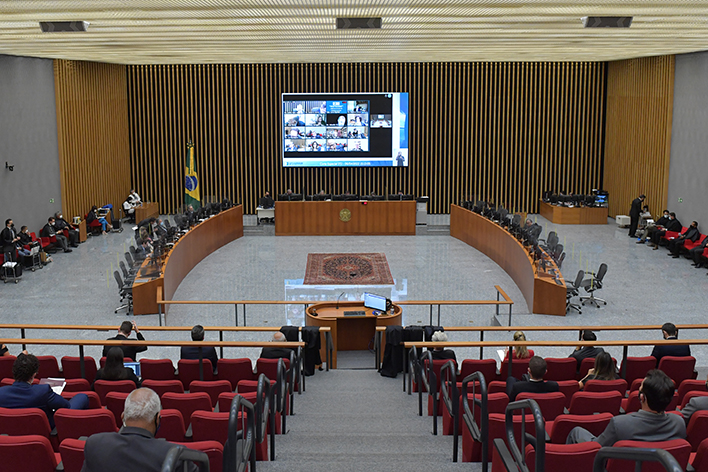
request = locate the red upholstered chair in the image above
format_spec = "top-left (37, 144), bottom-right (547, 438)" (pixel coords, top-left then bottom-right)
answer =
top-left (499, 357), bottom-right (531, 380)
top-left (59, 438), bottom-right (86, 472)
top-left (189, 380), bottom-right (233, 408)
top-left (191, 411), bottom-right (229, 445)
top-left (141, 379), bottom-right (184, 398)
top-left (568, 391), bottom-right (623, 415)
top-left (61, 356), bottom-right (98, 384)
top-left (460, 393), bottom-right (510, 462)
top-left (620, 356), bottom-right (656, 386)
top-left (53, 409), bottom-right (118, 443)
top-left (658, 356), bottom-right (698, 387)
top-left (217, 358), bottom-right (255, 390)
top-left (577, 357), bottom-right (596, 380)
top-left (606, 439), bottom-right (691, 472)
top-left (161, 392), bottom-right (212, 428)
top-left (544, 358), bottom-right (577, 381)
top-left (237, 379), bottom-right (284, 418)
top-left (444, 390), bottom-right (508, 437)
top-left (61, 391), bottom-right (102, 409)
top-left (0, 407), bottom-right (58, 451)
top-left (516, 392), bottom-right (566, 421)
top-left (556, 380), bottom-right (580, 408)
top-left (63, 378), bottom-right (91, 392)
top-left (0, 356), bottom-right (16, 380)
top-left (488, 381), bottom-right (507, 395)
top-left (621, 390), bottom-right (641, 413)
top-left (1, 377), bottom-right (39, 386)
top-left (525, 441), bottom-right (601, 472)
top-left (548, 413), bottom-right (613, 444)
top-left (140, 358), bottom-right (176, 380)
top-left (459, 359), bottom-right (498, 384)
top-left (584, 379), bottom-right (628, 395)
top-left (173, 441), bottom-right (224, 472)
top-left (681, 391), bottom-right (708, 409)
top-left (629, 377), bottom-right (643, 392)
top-left (488, 412), bottom-right (537, 461)
top-left (36, 356), bottom-right (61, 379)
top-left (99, 357), bottom-right (133, 369)
top-left (177, 359), bottom-right (214, 389)
top-left (677, 379), bottom-right (708, 404)
top-left (219, 391), bottom-right (282, 435)
top-left (687, 411), bottom-right (708, 451)
top-left (256, 357), bottom-right (293, 392)
top-left (0, 434), bottom-right (60, 472)
top-left (105, 392), bottom-right (130, 428)
top-left (692, 438), bottom-right (708, 472)
top-left (155, 409), bottom-right (187, 442)
top-left (93, 379), bottom-right (137, 406)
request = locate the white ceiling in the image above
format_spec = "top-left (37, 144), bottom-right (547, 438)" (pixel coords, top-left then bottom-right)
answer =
top-left (1, 1), bottom-right (708, 64)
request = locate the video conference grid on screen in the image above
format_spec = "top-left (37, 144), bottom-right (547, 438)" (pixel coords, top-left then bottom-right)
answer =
top-left (282, 92), bottom-right (408, 168)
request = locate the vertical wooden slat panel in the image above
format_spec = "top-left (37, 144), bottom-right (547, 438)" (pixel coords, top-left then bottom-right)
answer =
top-left (604, 56), bottom-right (675, 219)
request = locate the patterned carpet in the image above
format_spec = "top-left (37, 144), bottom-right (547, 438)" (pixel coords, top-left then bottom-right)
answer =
top-left (303, 253), bottom-right (394, 285)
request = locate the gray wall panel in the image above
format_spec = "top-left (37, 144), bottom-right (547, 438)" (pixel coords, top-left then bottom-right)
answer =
top-left (0, 54), bottom-right (62, 235)
top-left (669, 52), bottom-right (708, 227)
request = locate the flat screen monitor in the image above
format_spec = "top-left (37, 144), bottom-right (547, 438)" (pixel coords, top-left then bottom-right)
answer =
top-left (282, 92), bottom-right (409, 168)
top-left (363, 292), bottom-right (387, 312)
top-left (124, 361), bottom-right (141, 378)
top-left (594, 194), bottom-right (608, 206)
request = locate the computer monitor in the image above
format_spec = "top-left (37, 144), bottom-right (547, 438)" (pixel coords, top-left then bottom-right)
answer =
top-left (124, 361), bottom-right (141, 378)
top-left (363, 292), bottom-right (387, 312)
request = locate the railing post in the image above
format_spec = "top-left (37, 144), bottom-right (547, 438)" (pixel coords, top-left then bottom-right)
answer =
top-left (496, 291), bottom-right (500, 317)
top-left (219, 330), bottom-right (224, 359)
top-left (621, 345), bottom-right (628, 379)
top-left (437, 304), bottom-right (441, 325)
top-left (243, 304), bottom-right (247, 326)
top-left (21, 328), bottom-right (26, 351)
top-left (480, 331), bottom-right (484, 360)
top-left (158, 302), bottom-right (163, 326)
top-left (429, 305), bottom-right (433, 325)
top-left (234, 304), bottom-right (239, 327)
top-left (508, 304), bottom-right (512, 326)
top-left (79, 345), bottom-right (86, 379)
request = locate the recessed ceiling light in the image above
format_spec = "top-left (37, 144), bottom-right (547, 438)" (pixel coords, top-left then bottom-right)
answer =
top-left (581, 17), bottom-right (633, 28)
top-left (39, 21), bottom-right (90, 33)
top-left (336, 18), bottom-right (382, 30)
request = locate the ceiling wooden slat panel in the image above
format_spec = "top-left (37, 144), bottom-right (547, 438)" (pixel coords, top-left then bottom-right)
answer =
top-left (2, 1), bottom-right (708, 64)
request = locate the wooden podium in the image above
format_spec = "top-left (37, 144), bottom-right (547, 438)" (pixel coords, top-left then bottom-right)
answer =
top-left (305, 301), bottom-right (401, 369)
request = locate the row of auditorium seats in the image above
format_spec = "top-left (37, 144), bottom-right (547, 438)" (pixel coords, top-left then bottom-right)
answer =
top-left (656, 224), bottom-right (708, 271)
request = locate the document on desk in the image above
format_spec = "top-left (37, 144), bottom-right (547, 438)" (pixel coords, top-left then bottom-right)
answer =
top-left (40, 378), bottom-right (66, 394)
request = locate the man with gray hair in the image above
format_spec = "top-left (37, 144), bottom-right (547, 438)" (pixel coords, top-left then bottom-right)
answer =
top-left (180, 324), bottom-right (219, 375)
top-left (259, 331), bottom-right (294, 360)
top-left (81, 388), bottom-right (197, 472)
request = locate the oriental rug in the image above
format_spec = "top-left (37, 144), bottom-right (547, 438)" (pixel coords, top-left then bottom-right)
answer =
top-left (303, 253), bottom-right (394, 285)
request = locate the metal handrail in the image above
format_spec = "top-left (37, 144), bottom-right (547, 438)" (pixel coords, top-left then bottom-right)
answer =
top-left (224, 395), bottom-right (256, 472)
top-left (439, 360), bottom-right (458, 459)
top-left (253, 373), bottom-right (272, 460)
top-left (161, 446), bottom-right (211, 472)
top-left (593, 447), bottom-right (683, 472)
top-left (276, 357), bottom-right (289, 434)
top-left (461, 372), bottom-right (489, 472)
top-left (494, 399), bottom-right (545, 472)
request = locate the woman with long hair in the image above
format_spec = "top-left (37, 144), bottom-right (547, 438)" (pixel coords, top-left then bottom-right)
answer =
top-left (578, 351), bottom-right (617, 389)
top-left (504, 330), bottom-right (535, 360)
top-left (94, 347), bottom-right (141, 388)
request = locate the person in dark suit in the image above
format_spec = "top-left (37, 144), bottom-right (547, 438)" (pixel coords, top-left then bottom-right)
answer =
top-left (569, 330), bottom-right (605, 370)
top-left (650, 212), bottom-right (682, 249)
top-left (567, 369), bottom-right (686, 445)
top-left (95, 347), bottom-right (141, 388)
top-left (41, 216), bottom-right (72, 252)
top-left (668, 221), bottom-right (700, 257)
top-left (681, 380), bottom-right (708, 425)
top-left (638, 209), bottom-right (670, 244)
top-left (103, 321), bottom-right (147, 361)
top-left (650, 322), bottom-right (691, 366)
top-left (428, 331), bottom-right (456, 362)
top-left (81, 388), bottom-right (197, 472)
top-left (1, 218), bottom-right (20, 261)
top-left (259, 191), bottom-right (275, 209)
top-left (506, 356), bottom-right (560, 402)
top-left (0, 353), bottom-right (88, 428)
top-left (689, 235), bottom-right (708, 268)
top-left (259, 331), bottom-right (293, 360)
top-left (628, 194), bottom-right (645, 238)
top-left (180, 325), bottom-right (218, 375)
top-left (53, 212), bottom-right (79, 247)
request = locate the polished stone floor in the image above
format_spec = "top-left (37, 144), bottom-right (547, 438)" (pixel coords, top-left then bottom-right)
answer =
top-left (2, 213), bottom-right (707, 374)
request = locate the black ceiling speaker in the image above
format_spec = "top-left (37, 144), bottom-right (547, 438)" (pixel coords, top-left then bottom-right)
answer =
top-left (581, 16), bottom-right (633, 28)
top-left (336, 18), bottom-right (382, 29)
top-left (39, 21), bottom-right (90, 33)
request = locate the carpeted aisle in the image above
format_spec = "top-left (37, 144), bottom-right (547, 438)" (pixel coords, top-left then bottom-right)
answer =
top-left (258, 368), bottom-right (478, 472)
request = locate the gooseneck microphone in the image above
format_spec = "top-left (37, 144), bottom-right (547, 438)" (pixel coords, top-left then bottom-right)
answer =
top-left (336, 292), bottom-right (345, 310)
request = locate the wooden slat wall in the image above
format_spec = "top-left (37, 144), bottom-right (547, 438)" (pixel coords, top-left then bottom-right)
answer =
top-left (604, 56), bottom-right (675, 219)
top-left (127, 62), bottom-right (606, 215)
top-left (54, 60), bottom-right (131, 220)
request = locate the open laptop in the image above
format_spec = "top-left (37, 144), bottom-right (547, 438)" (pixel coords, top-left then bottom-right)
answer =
top-left (124, 361), bottom-right (141, 378)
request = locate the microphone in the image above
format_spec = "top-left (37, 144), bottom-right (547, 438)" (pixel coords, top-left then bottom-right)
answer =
top-left (336, 292), bottom-right (345, 310)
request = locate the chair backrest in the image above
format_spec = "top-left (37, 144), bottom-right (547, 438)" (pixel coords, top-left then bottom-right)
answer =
top-left (568, 390), bottom-right (623, 415)
top-left (677, 379), bottom-right (708, 404)
top-left (500, 357), bottom-right (531, 380)
top-left (35, 356), bottom-right (61, 379)
top-left (177, 359), bottom-right (214, 389)
top-left (0, 356), bottom-right (17, 379)
top-left (0, 434), bottom-right (58, 472)
top-left (62, 391), bottom-right (102, 409)
top-left (155, 409), bottom-right (186, 442)
top-left (255, 357), bottom-right (290, 382)
top-left (556, 380), bottom-right (581, 408)
top-left (459, 359), bottom-right (498, 384)
top-left (488, 412), bottom-right (537, 458)
top-left (584, 379), bottom-right (628, 395)
top-left (161, 392), bottom-right (212, 428)
top-left (623, 390), bottom-right (641, 413)
top-left (141, 379), bottom-right (184, 398)
top-left (525, 441), bottom-right (601, 472)
top-left (189, 380), bottom-right (233, 407)
top-left (693, 438), bottom-right (708, 472)
top-left (119, 260), bottom-right (129, 279)
top-left (516, 392), bottom-right (566, 420)
top-left (658, 356), bottom-right (697, 387)
top-left (105, 391), bottom-right (130, 428)
top-left (572, 270), bottom-right (585, 289)
top-left (681, 391), bottom-right (708, 409)
top-left (606, 439), bottom-right (691, 472)
top-left (172, 441), bottom-right (224, 472)
top-left (93, 379), bottom-right (136, 405)
top-left (139, 358), bottom-right (176, 381)
top-left (687, 411), bottom-right (708, 451)
top-left (61, 356), bottom-right (98, 384)
top-left (113, 270), bottom-right (124, 290)
top-left (0, 407), bottom-right (52, 439)
top-left (53, 409), bottom-right (118, 443)
top-left (595, 263), bottom-right (608, 282)
top-left (216, 358), bottom-right (255, 390)
top-left (59, 438), bottom-right (86, 472)
top-left (544, 358), bottom-right (577, 381)
top-left (191, 411), bottom-right (230, 445)
top-left (549, 413), bottom-right (613, 444)
top-left (620, 356), bottom-right (656, 384)
top-left (63, 378), bottom-right (91, 392)
top-left (99, 357), bottom-right (134, 369)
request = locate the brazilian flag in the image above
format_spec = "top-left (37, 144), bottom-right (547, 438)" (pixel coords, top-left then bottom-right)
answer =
top-left (184, 140), bottom-right (201, 209)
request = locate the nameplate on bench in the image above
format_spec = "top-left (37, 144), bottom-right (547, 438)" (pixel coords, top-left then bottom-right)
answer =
top-left (343, 310), bottom-right (366, 317)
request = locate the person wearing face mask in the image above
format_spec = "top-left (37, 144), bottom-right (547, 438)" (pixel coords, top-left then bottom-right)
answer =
top-left (667, 220), bottom-right (699, 258)
top-left (15, 226), bottom-right (32, 258)
top-left (649, 212), bottom-right (682, 250)
top-left (639, 209), bottom-right (670, 245)
top-left (41, 217), bottom-right (72, 253)
top-left (53, 212), bottom-right (79, 247)
top-left (689, 233), bottom-right (708, 268)
top-left (1, 219), bottom-right (21, 261)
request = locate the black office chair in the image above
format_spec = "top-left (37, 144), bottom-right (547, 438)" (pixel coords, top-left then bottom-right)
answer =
top-left (114, 271), bottom-right (133, 315)
top-left (566, 270), bottom-right (584, 314)
top-left (579, 263), bottom-right (608, 308)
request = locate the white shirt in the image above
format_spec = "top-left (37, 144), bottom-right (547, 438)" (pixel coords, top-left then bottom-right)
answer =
top-left (129, 192), bottom-right (141, 205)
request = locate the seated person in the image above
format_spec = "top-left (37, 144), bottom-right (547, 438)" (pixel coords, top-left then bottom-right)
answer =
top-left (668, 221), bottom-right (699, 257)
top-left (681, 379), bottom-right (708, 425)
top-left (103, 321), bottom-right (147, 361)
top-left (129, 189), bottom-right (142, 205)
top-left (690, 235), bottom-right (708, 268)
top-left (428, 331), bottom-right (456, 361)
top-left (95, 347), bottom-right (141, 388)
top-left (259, 191), bottom-right (275, 209)
top-left (0, 353), bottom-right (88, 428)
top-left (567, 369), bottom-right (685, 446)
top-left (180, 325), bottom-right (218, 375)
top-left (87, 205), bottom-right (112, 234)
top-left (503, 331), bottom-right (534, 361)
top-left (259, 332), bottom-right (293, 360)
top-left (649, 212), bottom-right (682, 249)
top-left (638, 209), bottom-right (670, 244)
top-left (569, 330), bottom-right (605, 370)
top-left (123, 198), bottom-right (136, 222)
top-left (578, 351), bottom-right (617, 389)
top-left (638, 205), bottom-right (652, 229)
top-left (41, 216), bottom-right (72, 253)
top-left (53, 212), bottom-right (79, 247)
top-left (651, 322), bottom-right (690, 366)
top-left (506, 356), bottom-right (559, 402)
top-left (15, 226), bottom-right (32, 257)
